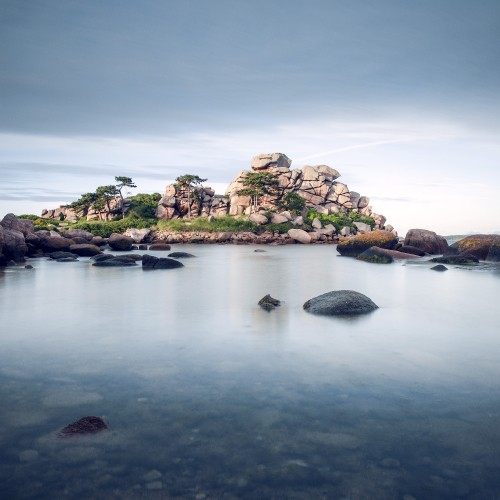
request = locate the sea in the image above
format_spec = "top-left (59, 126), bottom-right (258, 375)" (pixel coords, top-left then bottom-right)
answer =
top-left (1, 244), bottom-right (500, 499)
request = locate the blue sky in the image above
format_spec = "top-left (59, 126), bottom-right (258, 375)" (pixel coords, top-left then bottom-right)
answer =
top-left (1, 0), bottom-right (499, 234)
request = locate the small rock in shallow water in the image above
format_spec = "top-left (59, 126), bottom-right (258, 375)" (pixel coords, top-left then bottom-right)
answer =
top-left (24, 264), bottom-right (34, 269)
top-left (258, 294), bottom-right (281, 311)
top-left (431, 264), bottom-right (448, 272)
top-left (58, 416), bottom-right (109, 437)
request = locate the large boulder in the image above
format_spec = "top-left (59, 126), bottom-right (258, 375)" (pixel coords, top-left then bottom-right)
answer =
top-left (337, 230), bottom-right (398, 257)
top-left (249, 213), bottom-right (268, 225)
top-left (2, 228), bottom-right (28, 261)
top-left (404, 229), bottom-right (448, 255)
top-left (108, 233), bottom-right (134, 251)
top-left (450, 234), bottom-right (500, 262)
top-left (142, 254), bottom-right (184, 269)
top-left (39, 235), bottom-right (73, 252)
top-left (303, 290), bottom-right (378, 315)
top-left (0, 213), bottom-right (34, 236)
top-left (69, 244), bottom-right (102, 257)
top-left (287, 229), bottom-right (312, 244)
top-left (251, 153), bottom-right (292, 171)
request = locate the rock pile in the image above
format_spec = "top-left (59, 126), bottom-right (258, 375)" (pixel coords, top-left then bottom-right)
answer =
top-left (156, 184), bottom-right (229, 220)
top-left (225, 153), bottom-right (387, 229)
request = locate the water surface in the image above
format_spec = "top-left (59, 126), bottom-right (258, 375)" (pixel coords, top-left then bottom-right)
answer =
top-left (1, 244), bottom-right (499, 499)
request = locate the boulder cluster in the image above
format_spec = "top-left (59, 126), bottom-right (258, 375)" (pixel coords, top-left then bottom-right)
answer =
top-left (41, 196), bottom-right (127, 222)
top-left (336, 227), bottom-right (500, 264)
top-left (154, 152), bottom-right (390, 231)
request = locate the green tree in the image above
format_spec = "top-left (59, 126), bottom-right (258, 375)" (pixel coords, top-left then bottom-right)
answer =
top-left (236, 171), bottom-right (279, 213)
top-left (115, 176), bottom-right (137, 219)
top-left (277, 191), bottom-right (306, 214)
top-left (175, 174), bottom-right (207, 218)
top-left (128, 192), bottom-right (161, 219)
top-left (69, 192), bottom-right (99, 216)
top-left (95, 185), bottom-right (118, 219)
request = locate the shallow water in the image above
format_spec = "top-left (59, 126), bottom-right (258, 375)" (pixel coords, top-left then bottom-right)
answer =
top-left (1, 244), bottom-right (500, 499)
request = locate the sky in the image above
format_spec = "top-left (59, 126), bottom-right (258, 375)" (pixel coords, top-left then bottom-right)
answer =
top-left (0, 0), bottom-right (499, 235)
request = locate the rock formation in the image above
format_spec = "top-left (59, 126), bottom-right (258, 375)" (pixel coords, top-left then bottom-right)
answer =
top-left (155, 152), bottom-right (391, 234)
top-left (156, 184), bottom-right (229, 220)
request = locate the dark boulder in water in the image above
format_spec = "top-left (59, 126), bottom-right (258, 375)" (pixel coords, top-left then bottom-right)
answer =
top-left (431, 264), bottom-right (448, 272)
top-left (142, 254), bottom-right (184, 269)
top-left (303, 290), bottom-right (378, 316)
top-left (58, 416), bottom-right (109, 438)
top-left (108, 233), bottom-right (133, 251)
top-left (258, 294), bottom-right (281, 311)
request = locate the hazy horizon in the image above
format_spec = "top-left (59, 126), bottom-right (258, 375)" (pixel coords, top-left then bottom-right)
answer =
top-left (1, 0), bottom-right (499, 235)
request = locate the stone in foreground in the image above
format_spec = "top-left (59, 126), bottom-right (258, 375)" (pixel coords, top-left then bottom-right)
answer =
top-left (430, 255), bottom-right (479, 265)
top-left (303, 290), bottom-right (378, 316)
top-left (58, 416), bottom-right (109, 438)
top-left (93, 256), bottom-right (137, 267)
top-left (258, 294), bottom-right (281, 311)
top-left (168, 252), bottom-right (196, 258)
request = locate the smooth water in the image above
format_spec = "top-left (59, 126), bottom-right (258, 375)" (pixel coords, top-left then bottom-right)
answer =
top-left (1, 245), bottom-right (500, 499)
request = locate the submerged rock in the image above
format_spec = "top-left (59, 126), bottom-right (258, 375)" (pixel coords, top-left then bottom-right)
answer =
top-left (303, 290), bottom-right (378, 316)
top-left (49, 251), bottom-right (78, 260)
top-left (258, 294), bottom-right (281, 311)
top-left (58, 416), bottom-right (109, 438)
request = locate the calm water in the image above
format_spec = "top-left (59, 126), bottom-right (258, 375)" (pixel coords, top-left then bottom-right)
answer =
top-left (1, 244), bottom-right (500, 499)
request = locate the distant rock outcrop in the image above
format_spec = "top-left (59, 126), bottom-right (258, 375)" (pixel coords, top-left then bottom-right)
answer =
top-left (155, 153), bottom-right (392, 234)
top-left (224, 153), bottom-right (387, 230)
